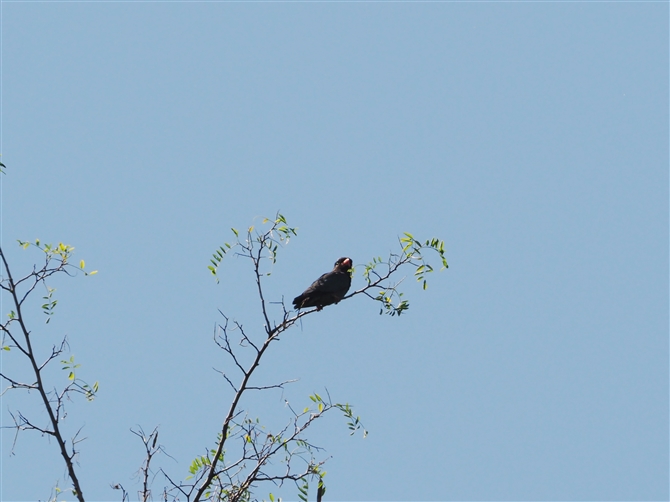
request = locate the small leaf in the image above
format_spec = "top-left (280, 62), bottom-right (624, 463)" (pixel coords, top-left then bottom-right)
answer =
top-left (80, 260), bottom-right (85, 269)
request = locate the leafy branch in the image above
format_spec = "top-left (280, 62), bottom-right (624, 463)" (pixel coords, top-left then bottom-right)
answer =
top-left (349, 232), bottom-right (449, 316)
top-left (0, 241), bottom-right (97, 502)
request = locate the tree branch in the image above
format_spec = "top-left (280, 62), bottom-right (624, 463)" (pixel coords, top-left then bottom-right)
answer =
top-left (0, 245), bottom-right (88, 502)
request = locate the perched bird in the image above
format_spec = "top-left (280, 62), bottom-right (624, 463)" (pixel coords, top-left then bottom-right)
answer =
top-left (293, 257), bottom-right (353, 310)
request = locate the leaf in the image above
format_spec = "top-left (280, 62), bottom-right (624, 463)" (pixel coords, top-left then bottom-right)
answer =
top-left (298, 480), bottom-right (309, 502)
top-left (80, 260), bottom-right (85, 269)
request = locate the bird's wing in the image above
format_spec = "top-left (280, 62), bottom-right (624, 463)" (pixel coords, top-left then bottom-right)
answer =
top-left (306, 271), bottom-right (347, 293)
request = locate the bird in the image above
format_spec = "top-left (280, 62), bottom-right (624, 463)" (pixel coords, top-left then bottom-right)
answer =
top-left (293, 257), bottom-right (353, 310)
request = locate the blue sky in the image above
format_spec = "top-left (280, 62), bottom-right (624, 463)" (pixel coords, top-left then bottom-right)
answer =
top-left (0, 2), bottom-right (667, 501)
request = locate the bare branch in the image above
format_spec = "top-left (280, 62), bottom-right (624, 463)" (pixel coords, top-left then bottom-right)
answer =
top-left (245, 378), bottom-right (298, 392)
top-left (38, 337), bottom-right (69, 372)
top-left (130, 426), bottom-right (162, 502)
top-left (214, 368), bottom-right (239, 393)
top-left (0, 372), bottom-right (38, 392)
top-left (111, 483), bottom-right (130, 502)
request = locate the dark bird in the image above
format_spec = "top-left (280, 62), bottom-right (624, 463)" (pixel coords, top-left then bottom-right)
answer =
top-left (293, 257), bottom-right (353, 310)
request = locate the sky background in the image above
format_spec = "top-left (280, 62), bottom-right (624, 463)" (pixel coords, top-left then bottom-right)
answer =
top-left (0, 2), bottom-right (667, 501)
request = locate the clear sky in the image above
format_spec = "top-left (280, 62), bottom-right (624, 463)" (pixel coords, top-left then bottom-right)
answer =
top-left (0, 2), bottom-right (667, 501)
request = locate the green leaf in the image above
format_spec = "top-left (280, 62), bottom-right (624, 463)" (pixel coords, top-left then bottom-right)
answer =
top-left (298, 480), bottom-right (309, 502)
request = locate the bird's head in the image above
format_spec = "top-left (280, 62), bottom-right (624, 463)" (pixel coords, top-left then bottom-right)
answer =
top-left (334, 257), bottom-right (353, 273)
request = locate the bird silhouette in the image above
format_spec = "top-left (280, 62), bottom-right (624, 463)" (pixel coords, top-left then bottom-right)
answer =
top-left (293, 257), bottom-right (352, 310)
